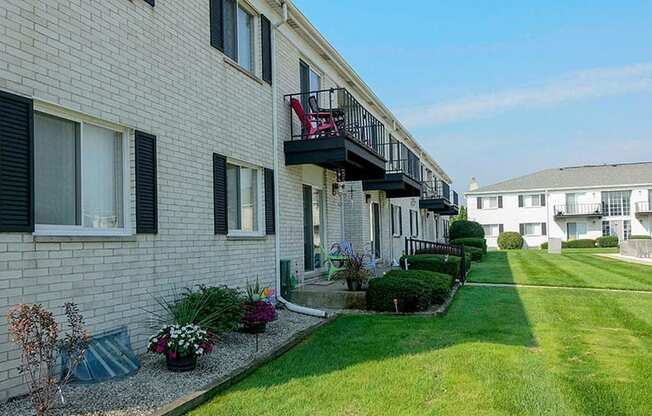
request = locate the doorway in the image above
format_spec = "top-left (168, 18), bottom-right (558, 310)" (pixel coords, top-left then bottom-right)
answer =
top-left (370, 202), bottom-right (381, 259)
top-left (303, 185), bottom-right (324, 272)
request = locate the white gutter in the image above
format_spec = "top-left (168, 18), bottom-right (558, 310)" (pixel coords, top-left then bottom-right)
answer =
top-left (271, 6), bottom-right (327, 318)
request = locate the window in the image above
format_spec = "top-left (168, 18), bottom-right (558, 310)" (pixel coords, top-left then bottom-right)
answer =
top-left (312, 189), bottom-right (324, 268)
top-left (602, 220), bottom-right (610, 237)
top-left (300, 60), bottom-right (321, 109)
top-left (226, 162), bottom-right (263, 234)
top-left (391, 205), bottom-right (402, 236)
top-left (482, 224), bottom-right (500, 237)
top-left (624, 220), bottom-right (631, 240)
top-left (211, 0), bottom-right (254, 72)
top-left (567, 222), bottom-right (587, 240)
top-left (521, 223), bottom-right (543, 236)
top-left (409, 210), bottom-right (419, 237)
top-left (521, 194), bottom-right (544, 208)
top-left (601, 190), bottom-right (631, 216)
top-left (34, 111), bottom-right (126, 234)
top-left (479, 196), bottom-right (499, 209)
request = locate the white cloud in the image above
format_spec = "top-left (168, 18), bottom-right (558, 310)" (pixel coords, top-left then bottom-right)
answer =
top-left (398, 63), bottom-right (652, 127)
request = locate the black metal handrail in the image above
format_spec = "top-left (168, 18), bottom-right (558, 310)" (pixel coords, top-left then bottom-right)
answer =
top-left (421, 179), bottom-right (451, 201)
top-left (636, 202), bottom-right (652, 213)
top-left (553, 203), bottom-right (603, 216)
top-left (404, 237), bottom-right (467, 282)
top-left (285, 87), bottom-right (386, 157)
top-left (384, 136), bottom-right (421, 181)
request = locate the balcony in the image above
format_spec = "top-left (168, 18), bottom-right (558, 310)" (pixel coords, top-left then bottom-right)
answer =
top-left (284, 88), bottom-right (386, 181)
top-left (420, 179), bottom-right (459, 215)
top-left (362, 138), bottom-right (422, 198)
top-left (553, 203), bottom-right (603, 218)
top-left (635, 202), bottom-right (652, 216)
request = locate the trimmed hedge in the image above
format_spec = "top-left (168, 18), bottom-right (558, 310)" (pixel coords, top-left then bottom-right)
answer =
top-left (384, 269), bottom-right (454, 304)
top-left (540, 241), bottom-right (568, 250)
top-left (449, 220), bottom-right (484, 240)
top-left (566, 239), bottom-right (595, 248)
top-left (450, 237), bottom-right (487, 254)
top-left (401, 254), bottom-right (463, 278)
top-left (497, 232), bottom-right (524, 250)
top-left (629, 235), bottom-right (652, 240)
top-left (459, 245), bottom-right (483, 261)
top-left (596, 235), bottom-right (619, 247)
top-left (366, 277), bottom-right (432, 312)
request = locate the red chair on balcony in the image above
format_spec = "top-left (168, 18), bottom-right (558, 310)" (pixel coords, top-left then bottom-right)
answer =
top-left (290, 98), bottom-right (339, 140)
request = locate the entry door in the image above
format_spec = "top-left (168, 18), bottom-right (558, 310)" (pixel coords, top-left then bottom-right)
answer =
top-left (303, 185), bottom-right (314, 271)
top-left (610, 220), bottom-right (623, 241)
top-left (371, 202), bottom-right (381, 258)
top-left (567, 222), bottom-right (578, 240)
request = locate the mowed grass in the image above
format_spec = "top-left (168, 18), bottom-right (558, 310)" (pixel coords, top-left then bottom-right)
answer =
top-left (469, 248), bottom-right (652, 290)
top-left (189, 286), bottom-right (652, 416)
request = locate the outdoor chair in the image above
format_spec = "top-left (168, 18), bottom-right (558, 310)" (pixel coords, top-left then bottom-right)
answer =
top-left (321, 244), bottom-right (347, 280)
top-left (289, 98), bottom-right (339, 139)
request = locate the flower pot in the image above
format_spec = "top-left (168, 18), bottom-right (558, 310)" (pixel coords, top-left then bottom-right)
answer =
top-left (346, 279), bottom-right (364, 291)
top-left (243, 321), bottom-right (267, 334)
top-left (166, 354), bottom-right (197, 372)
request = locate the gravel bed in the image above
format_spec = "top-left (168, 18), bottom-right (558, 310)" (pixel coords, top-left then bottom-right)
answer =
top-left (0, 309), bottom-right (323, 416)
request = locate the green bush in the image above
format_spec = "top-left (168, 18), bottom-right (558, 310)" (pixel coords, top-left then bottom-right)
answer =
top-left (366, 277), bottom-right (432, 312)
top-left (497, 232), bottom-right (524, 250)
top-left (450, 237), bottom-right (487, 254)
top-left (177, 285), bottom-right (244, 334)
top-left (596, 235), bottom-right (619, 247)
top-left (540, 241), bottom-right (568, 250)
top-left (566, 239), bottom-right (595, 248)
top-left (401, 254), bottom-right (463, 278)
top-left (384, 269), bottom-right (454, 304)
top-left (449, 220), bottom-right (484, 240)
top-left (629, 235), bottom-right (652, 240)
top-left (457, 245), bottom-right (483, 261)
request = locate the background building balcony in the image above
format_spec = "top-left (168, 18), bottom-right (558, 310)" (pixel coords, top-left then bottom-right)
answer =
top-left (420, 179), bottom-right (458, 215)
top-left (362, 139), bottom-right (422, 198)
top-left (635, 201), bottom-right (652, 216)
top-left (553, 203), bottom-right (603, 218)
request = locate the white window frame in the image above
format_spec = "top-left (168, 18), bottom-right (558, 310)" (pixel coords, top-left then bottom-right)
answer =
top-left (522, 194), bottom-right (543, 208)
top-left (235, 2), bottom-right (255, 72)
top-left (391, 205), bottom-right (402, 237)
top-left (32, 102), bottom-right (132, 237)
top-left (522, 223), bottom-right (542, 236)
top-left (567, 222), bottom-right (587, 240)
top-left (226, 158), bottom-right (264, 237)
top-left (483, 224), bottom-right (500, 237)
top-left (481, 196), bottom-right (499, 210)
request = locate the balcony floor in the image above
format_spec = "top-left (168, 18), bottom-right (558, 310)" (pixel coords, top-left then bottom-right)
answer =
top-left (420, 197), bottom-right (458, 215)
top-left (284, 135), bottom-right (385, 181)
top-left (362, 172), bottom-right (422, 198)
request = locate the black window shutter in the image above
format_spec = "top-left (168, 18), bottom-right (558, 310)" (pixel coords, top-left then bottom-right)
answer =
top-left (518, 195), bottom-right (524, 207)
top-left (209, 0), bottom-right (224, 51)
top-left (499, 224), bottom-right (504, 234)
top-left (143, 0), bottom-right (155, 6)
top-left (476, 197), bottom-right (482, 210)
top-left (399, 207), bottom-right (403, 235)
top-left (261, 15), bottom-right (272, 84)
top-left (135, 131), bottom-right (158, 234)
top-left (498, 196), bottom-right (503, 208)
top-left (264, 168), bottom-right (275, 234)
top-left (391, 205), bottom-right (395, 234)
top-left (0, 91), bottom-right (33, 232)
top-left (540, 194), bottom-right (546, 206)
top-left (519, 224), bottom-right (525, 235)
top-left (541, 222), bottom-right (547, 236)
top-left (213, 153), bottom-right (227, 234)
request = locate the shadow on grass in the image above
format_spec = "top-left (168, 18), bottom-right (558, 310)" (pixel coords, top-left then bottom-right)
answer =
top-left (221, 284), bottom-right (536, 395)
top-left (467, 250), bottom-right (516, 284)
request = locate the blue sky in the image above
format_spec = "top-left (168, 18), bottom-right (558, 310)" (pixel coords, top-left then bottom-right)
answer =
top-left (293, 0), bottom-right (652, 191)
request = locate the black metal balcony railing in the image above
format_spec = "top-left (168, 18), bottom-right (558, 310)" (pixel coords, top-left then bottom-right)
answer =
top-left (422, 179), bottom-right (451, 201)
top-left (636, 202), bottom-right (652, 214)
top-left (452, 191), bottom-right (459, 206)
top-left (286, 87), bottom-right (385, 157)
top-left (554, 203), bottom-right (603, 216)
top-left (384, 137), bottom-right (421, 182)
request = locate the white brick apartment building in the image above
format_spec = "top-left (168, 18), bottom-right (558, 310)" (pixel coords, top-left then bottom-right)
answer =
top-left (0, 0), bottom-right (458, 399)
top-left (466, 163), bottom-right (652, 248)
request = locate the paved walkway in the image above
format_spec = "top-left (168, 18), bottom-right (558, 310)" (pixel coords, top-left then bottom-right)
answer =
top-left (596, 253), bottom-right (652, 266)
top-left (467, 281), bottom-right (652, 295)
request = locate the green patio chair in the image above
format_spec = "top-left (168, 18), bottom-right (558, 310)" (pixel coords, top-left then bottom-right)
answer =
top-left (321, 246), bottom-right (347, 280)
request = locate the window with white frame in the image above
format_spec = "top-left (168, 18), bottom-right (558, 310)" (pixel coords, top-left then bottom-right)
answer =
top-left (521, 223), bottom-right (542, 236)
top-left (566, 222), bottom-right (587, 240)
top-left (480, 196), bottom-right (499, 209)
top-left (226, 162), bottom-right (263, 234)
top-left (522, 194), bottom-right (543, 207)
top-left (33, 111), bottom-right (127, 234)
top-left (482, 224), bottom-right (500, 237)
top-left (391, 205), bottom-right (402, 236)
top-left (409, 210), bottom-right (419, 237)
top-left (601, 190), bottom-right (631, 216)
top-left (222, 0), bottom-right (254, 72)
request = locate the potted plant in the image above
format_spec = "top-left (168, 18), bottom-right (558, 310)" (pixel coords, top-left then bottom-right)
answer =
top-left (333, 240), bottom-right (375, 291)
top-left (148, 324), bottom-right (214, 372)
top-left (241, 280), bottom-right (277, 334)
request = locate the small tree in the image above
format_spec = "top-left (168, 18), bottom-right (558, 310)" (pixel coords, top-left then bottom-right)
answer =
top-left (7, 303), bottom-right (88, 416)
top-left (450, 206), bottom-right (468, 225)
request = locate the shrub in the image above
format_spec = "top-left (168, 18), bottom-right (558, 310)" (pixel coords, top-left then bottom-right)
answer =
top-left (497, 232), bottom-right (524, 250)
top-left (176, 286), bottom-right (244, 334)
top-left (457, 245), bottom-right (483, 261)
top-left (384, 269), bottom-right (454, 304)
top-left (566, 239), bottom-right (595, 248)
top-left (366, 277), bottom-right (432, 312)
top-left (629, 235), bottom-right (652, 240)
top-left (450, 237), bottom-right (487, 254)
top-left (540, 241), bottom-right (568, 249)
top-left (596, 235), bottom-right (619, 247)
top-left (401, 254), bottom-right (463, 278)
top-left (449, 220), bottom-right (484, 240)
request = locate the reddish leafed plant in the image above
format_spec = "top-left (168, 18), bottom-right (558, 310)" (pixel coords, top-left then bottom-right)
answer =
top-left (6, 303), bottom-right (89, 416)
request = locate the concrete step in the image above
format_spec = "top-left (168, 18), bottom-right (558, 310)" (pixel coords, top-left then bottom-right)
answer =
top-left (289, 281), bottom-right (366, 310)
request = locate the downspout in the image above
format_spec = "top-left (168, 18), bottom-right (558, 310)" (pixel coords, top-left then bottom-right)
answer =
top-left (272, 5), bottom-right (327, 318)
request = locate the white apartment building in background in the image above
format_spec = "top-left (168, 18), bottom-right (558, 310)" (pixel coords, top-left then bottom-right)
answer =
top-left (466, 162), bottom-right (652, 248)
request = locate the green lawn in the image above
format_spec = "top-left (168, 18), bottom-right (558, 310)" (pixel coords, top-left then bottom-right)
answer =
top-left (189, 285), bottom-right (652, 416)
top-left (469, 249), bottom-right (652, 291)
